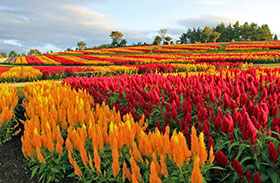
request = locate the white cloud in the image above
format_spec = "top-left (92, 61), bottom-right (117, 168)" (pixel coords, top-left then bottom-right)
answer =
top-left (3, 39), bottom-right (22, 47)
top-left (36, 44), bottom-right (62, 53)
top-left (178, 14), bottom-right (235, 28)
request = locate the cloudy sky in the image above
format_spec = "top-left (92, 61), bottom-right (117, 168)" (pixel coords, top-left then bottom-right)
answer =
top-left (0, 0), bottom-right (280, 53)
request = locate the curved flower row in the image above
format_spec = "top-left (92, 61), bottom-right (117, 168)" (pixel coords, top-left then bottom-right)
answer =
top-left (225, 41), bottom-right (280, 51)
top-left (0, 84), bottom-right (18, 144)
top-left (21, 81), bottom-right (213, 183)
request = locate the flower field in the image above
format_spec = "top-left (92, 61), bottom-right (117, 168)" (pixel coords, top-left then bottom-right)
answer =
top-left (1, 41), bottom-right (280, 182)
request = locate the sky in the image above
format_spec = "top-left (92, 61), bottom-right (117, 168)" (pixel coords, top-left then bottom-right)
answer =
top-left (0, 0), bottom-right (280, 53)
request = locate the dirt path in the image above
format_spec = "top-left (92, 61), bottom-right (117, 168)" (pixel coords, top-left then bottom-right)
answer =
top-left (4, 80), bottom-right (63, 88)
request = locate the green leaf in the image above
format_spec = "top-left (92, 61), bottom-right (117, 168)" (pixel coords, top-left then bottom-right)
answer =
top-left (228, 141), bottom-right (240, 152)
top-left (240, 156), bottom-right (253, 164)
top-left (31, 166), bottom-right (39, 178)
top-left (51, 167), bottom-right (60, 173)
top-left (209, 166), bottom-right (226, 170)
top-left (271, 172), bottom-right (279, 183)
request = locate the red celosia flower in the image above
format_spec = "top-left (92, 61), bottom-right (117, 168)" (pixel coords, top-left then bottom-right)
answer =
top-left (231, 159), bottom-right (244, 177)
top-left (246, 168), bottom-right (251, 181)
top-left (254, 173), bottom-right (262, 183)
top-left (215, 149), bottom-right (229, 168)
top-left (268, 141), bottom-right (278, 164)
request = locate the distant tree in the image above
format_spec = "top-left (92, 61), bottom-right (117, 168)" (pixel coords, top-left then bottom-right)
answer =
top-left (201, 27), bottom-right (212, 43)
top-left (77, 41), bottom-right (87, 50)
top-left (240, 22), bottom-right (251, 40)
top-left (210, 31), bottom-right (221, 42)
top-left (179, 32), bottom-right (188, 44)
top-left (257, 24), bottom-right (273, 40)
top-left (21, 53), bottom-right (26, 56)
top-left (66, 48), bottom-right (73, 51)
top-left (165, 36), bottom-right (172, 44)
top-left (93, 44), bottom-right (111, 49)
top-left (119, 39), bottom-right (127, 47)
top-left (153, 36), bottom-right (162, 45)
top-left (110, 31), bottom-right (124, 47)
top-left (159, 29), bottom-right (167, 45)
top-left (28, 49), bottom-right (41, 56)
top-left (0, 52), bottom-right (7, 58)
top-left (232, 21), bottom-right (241, 41)
top-left (8, 51), bottom-right (18, 57)
top-left (180, 21), bottom-right (275, 43)
top-left (274, 34), bottom-right (278, 40)
top-left (215, 23), bottom-right (227, 42)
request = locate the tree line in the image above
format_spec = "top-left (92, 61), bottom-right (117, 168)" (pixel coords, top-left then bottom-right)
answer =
top-left (1, 21), bottom-right (279, 57)
top-left (179, 21), bottom-right (278, 44)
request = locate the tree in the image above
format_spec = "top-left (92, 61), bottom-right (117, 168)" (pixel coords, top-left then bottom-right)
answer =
top-left (165, 36), bottom-right (172, 45)
top-left (159, 29), bottom-right (167, 45)
top-left (110, 31), bottom-right (124, 47)
top-left (215, 23), bottom-right (227, 42)
top-left (77, 41), bottom-right (87, 50)
top-left (28, 49), bottom-right (41, 56)
top-left (274, 34), bottom-right (278, 40)
top-left (66, 48), bottom-right (73, 52)
top-left (257, 24), bottom-right (273, 40)
top-left (179, 32), bottom-right (188, 44)
top-left (8, 51), bottom-right (18, 57)
top-left (119, 39), bottom-right (127, 47)
top-left (153, 36), bottom-right (162, 45)
top-left (0, 52), bottom-right (7, 58)
top-left (201, 27), bottom-right (212, 43)
top-left (210, 31), bottom-right (221, 42)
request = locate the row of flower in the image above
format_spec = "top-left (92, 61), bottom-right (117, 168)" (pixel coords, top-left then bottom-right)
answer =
top-left (3, 50), bottom-right (280, 65)
top-left (0, 63), bottom-right (246, 82)
top-left (0, 84), bottom-right (18, 144)
top-left (71, 51), bottom-right (280, 64)
top-left (225, 41), bottom-right (280, 51)
top-left (64, 67), bottom-right (280, 182)
top-left (53, 44), bottom-right (222, 55)
top-left (19, 81), bottom-right (214, 182)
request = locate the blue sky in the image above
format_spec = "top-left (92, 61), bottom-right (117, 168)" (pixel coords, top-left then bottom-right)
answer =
top-left (0, 0), bottom-right (280, 53)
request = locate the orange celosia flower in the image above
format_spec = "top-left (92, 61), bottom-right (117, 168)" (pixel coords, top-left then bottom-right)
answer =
top-left (56, 142), bottom-right (63, 155)
top-left (122, 161), bottom-right (132, 182)
top-left (94, 147), bottom-right (101, 175)
top-left (36, 147), bottom-right (46, 163)
top-left (191, 156), bottom-right (203, 183)
top-left (112, 139), bottom-right (120, 177)
top-left (132, 142), bottom-right (143, 163)
top-left (198, 132), bottom-right (208, 166)
top-left (73, 160), bottom-right (83, 178)
top-left (209, 146), bottom-right (215, 164)
top-left (80, 146), bottom-right (89, 167)
top-left (160, 155), bottom-right (168, 178)
top-left (130, 156), bottom-right (141, 182)
top-left (88, 153), bottom-right (94, 171)
top-left (191, 126), bottom-right (200, 155)
top-left (152, 153), bottom-right (161, 174)
top-left (150, 161), bottom-right (162, 183)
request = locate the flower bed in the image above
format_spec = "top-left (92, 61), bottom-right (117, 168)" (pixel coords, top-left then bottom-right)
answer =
top-left (0, 84), bottom-right (18, 144)
top-left (65, 67), bottom-right (280, 182)
top-left (21, 81), bottom-right (213, 182)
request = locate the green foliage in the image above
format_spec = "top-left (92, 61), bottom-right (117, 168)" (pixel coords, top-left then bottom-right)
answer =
top-left (8, 50), bottom-right (18, 58)
top-left (180, 21), bottom-right (274, 43)
top-left (0, 52), bottom-right (7, 58)
top-left (77, 41), bottom-right (87, 51)
top-left (0, 119), bottom-right (17, 145)
top-left (28, 148), bottom-right (72, 183)
top-left (153, 36), bottom-right (162, 45)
